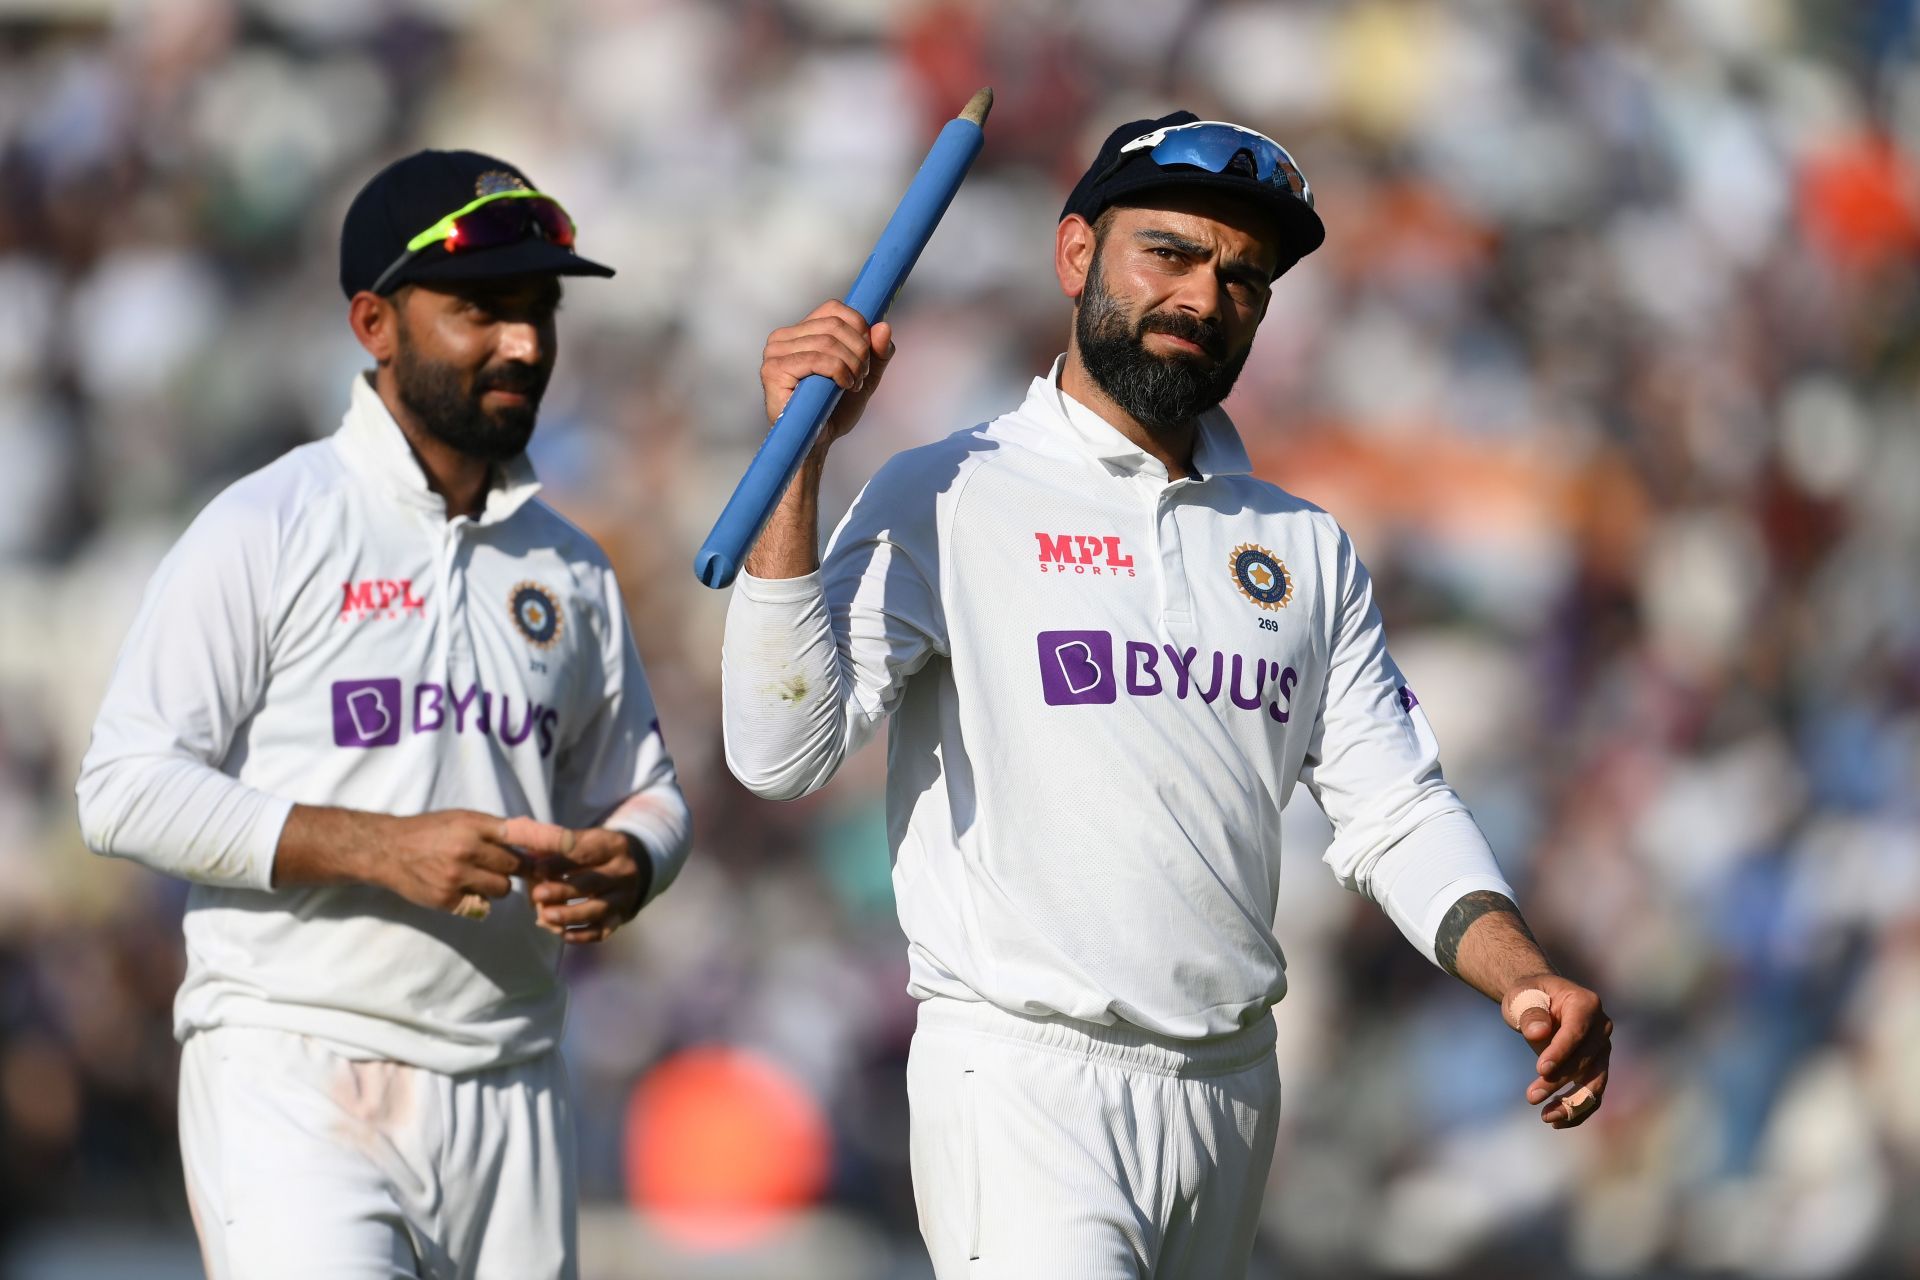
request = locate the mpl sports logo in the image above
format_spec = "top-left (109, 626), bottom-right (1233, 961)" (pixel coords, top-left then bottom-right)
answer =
top-left (1037, 629), bottom-right (1302, 723)
top-left (332, 678), bottom-right (560, 756)
top-left (339, 578), bottom-right (426, 622)
top-left (1035, 533), bottom-right (1136, 577)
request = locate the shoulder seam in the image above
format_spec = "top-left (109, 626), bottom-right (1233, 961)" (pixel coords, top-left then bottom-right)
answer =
top-left (942, 430), bottom-right (1025, 535)
top-left (524, 497), bottom-right (613, 564)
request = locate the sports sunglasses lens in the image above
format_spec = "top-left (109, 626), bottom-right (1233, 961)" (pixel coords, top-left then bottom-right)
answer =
top-left (1149, 127), bottom-right (1309, 202)
top-left (528, 199), bottom-right (575, 247)
top-left (445, 198), bottom-right (573, 252)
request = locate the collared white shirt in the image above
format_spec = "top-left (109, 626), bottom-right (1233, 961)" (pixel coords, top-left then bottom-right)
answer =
top-left (722, 361), bottom-right (1509, 1039)
top-left (78, 373), bottom-right (689, 1073)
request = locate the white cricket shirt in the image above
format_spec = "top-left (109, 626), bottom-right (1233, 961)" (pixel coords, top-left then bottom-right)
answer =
top-left (77, 373), bottom-right (690, 1073)
top-left (723, 362), bottom-right (1512, 1039)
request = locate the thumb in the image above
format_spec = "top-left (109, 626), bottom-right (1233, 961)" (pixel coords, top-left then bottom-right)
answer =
top-left (869, 321), bottom-right (895, 363)
top-left (499, 816), bottom-right (577, 859)
top-left (1517, 1006), bottom-right (1555, 1050)
top-left (1504, 987), bottom-right (1555, 1050)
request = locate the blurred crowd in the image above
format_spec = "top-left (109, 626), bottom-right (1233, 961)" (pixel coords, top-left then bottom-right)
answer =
top-left (1, 0), bottom-right (1917, 1276)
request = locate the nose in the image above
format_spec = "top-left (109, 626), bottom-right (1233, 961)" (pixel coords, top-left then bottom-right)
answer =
top-left (495, 318), bottom-right (546, 367)
top-left (1168, 264), bottom-right (1226, 321)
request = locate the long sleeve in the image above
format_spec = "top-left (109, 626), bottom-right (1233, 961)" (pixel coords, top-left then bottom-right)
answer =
top-left (1304, 530), bottom-right (1514, 965)
top-left (552, 567), bottom-right (691, 906)
top-left (75, 489), bottom-right (294, 890)
top-left (722, 467), bottom-right (946, 801)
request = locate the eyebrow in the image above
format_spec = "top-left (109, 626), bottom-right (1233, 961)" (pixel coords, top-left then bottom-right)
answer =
top-left (1133, 229), bottom-right (1270, 291)
top-left (463, 280), bottom-right (564, 312)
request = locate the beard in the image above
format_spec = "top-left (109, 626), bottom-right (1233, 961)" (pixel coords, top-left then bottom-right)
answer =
top-left (391, 324), bottom-right (548, 463)
top-left (1074, 243), bottom-right (1253, 434)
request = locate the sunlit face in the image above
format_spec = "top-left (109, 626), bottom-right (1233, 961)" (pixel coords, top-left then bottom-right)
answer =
top-left (1070, 190), bottom-right (1281, 433)
top-left (388, 274), bottom-right (563, 462)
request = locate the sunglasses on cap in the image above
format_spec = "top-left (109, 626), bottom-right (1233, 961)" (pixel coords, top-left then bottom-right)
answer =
top-left (1103, 120), bottom-right (1314, 209)
top-left (369, 188), bottom-right (578, 296)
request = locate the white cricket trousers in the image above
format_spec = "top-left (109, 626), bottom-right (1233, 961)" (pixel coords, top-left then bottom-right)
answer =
top-left (907, 997), bottom-right (1281, 1279)
top-left (178, 1026), bottom-right (577, 1280)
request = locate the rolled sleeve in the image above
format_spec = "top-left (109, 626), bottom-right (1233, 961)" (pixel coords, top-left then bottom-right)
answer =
top-left (1304, 531), bottom-right (1513, 965)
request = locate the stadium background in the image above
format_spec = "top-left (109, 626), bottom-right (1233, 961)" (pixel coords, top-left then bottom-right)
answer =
top-left (1, 0), bottom-right (1917, 1276)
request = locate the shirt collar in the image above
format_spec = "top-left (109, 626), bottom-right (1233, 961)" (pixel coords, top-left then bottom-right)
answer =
top-left (1022, 355), bottom-right (1253, 482)
top-left (334, 372), bottom-right (543, 525)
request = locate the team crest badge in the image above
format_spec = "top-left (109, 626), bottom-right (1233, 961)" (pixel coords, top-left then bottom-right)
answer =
top-left (1230, 543), bottom-right (1293, 610)
top-left (476, 170), bottom-right (531, 198)
top-left (509, 581), bottom-right (563, 649)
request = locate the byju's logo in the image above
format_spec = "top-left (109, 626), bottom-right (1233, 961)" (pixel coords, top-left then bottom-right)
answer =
top-left (1034, 631), bottom-right (1303, 722)
top-left (332, 679), bottom-right (402, 747)
top-left (1037, 630), bottom-right (1117, 705)
top-left (330, 678), bottom-right (561, 755)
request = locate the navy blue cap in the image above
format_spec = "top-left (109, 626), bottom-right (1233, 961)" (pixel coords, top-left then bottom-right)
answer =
top-left (339, 149), bottom-right (615, 299)
top-left (1061, 111), bottom-right (1325, 274)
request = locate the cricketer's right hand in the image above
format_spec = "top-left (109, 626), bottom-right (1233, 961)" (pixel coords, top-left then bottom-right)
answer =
top-left (375, 810), bottom-right (570, 915)
top-left (759, 300), bottom-right (895, 450)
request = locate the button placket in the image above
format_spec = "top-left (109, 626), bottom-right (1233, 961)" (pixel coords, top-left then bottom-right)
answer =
top-left (443, 518), bottom-right (474, 680)
top-left (1155, 482), bottom-right (1195, 632)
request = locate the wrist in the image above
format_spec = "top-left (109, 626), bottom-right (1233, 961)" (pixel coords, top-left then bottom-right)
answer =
top-left (348, 811), bottom-right (400, 890)
top-left (624, 833), bottom-right (654, 915)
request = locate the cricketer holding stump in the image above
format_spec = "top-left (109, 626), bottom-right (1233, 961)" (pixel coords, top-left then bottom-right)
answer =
top-left (76, 150), bottom-right (689, 1278)
top-left (723, 113), bottom-right (1613, 1276)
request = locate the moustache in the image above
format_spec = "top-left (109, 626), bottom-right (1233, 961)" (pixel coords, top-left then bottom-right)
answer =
top-left (475, 365), bottom-right (547, 398)
top-left (1138, 312), bottom-right (1227, 362)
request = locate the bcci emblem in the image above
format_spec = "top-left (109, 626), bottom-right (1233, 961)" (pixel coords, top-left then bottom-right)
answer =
top-left (1230, 543), bottom-right (1293, 611)
top-left (476, 170), bottom-right (530, 198)
top-left (509, 581), bottom-right (564, 649)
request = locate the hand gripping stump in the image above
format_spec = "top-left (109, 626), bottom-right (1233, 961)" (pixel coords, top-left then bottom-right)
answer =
top-left (693, 88), bottom-right (994, 589)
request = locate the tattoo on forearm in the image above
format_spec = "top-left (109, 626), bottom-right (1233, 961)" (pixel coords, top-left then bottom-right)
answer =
top-left (1434, 890), bottom-right (1539, 976)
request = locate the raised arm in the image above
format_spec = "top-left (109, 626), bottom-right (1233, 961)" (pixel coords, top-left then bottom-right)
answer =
top-left (742, 300), bottom-right (895, 582)
top-left (721, 302), bottom-right (945, 801)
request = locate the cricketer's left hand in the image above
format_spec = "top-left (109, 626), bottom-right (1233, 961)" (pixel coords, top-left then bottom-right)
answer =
top-left (517, 825), bottom-right (652, 944)
top-left (1504, 974), bottom-right (1612, 1128)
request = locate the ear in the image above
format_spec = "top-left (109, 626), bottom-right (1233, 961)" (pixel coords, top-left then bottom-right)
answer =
top-left (348, 290), bottom-right (402, 365)
top-left (1055, 214), bottom-right (1097, 302)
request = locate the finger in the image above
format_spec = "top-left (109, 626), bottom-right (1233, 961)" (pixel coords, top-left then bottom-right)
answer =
top-left (1549, 1019), bottom-right (1614, 1089)
top-left (498, 817), bottom-right (576, 860)
top-left (556, 832), bottom-right (628, 870)
top-left (1531, 1037), bottom-right (1609, 1108)
top-left (563, 869), bottom-right (628, 902)
top-left (468, 842), bottom-right (532, 877)
top-left (1528, 1047), bottom-right (1598, 1103)
top-left (1504, 987), bottom-right (1553, 1048)
top-left (763, 344), bottom-right (868, 391)
top-left (1536, 999), bottom-right (1596, 1080)
top-left (447, 864), bottom-right (513, 916)
top-left (561, 924), bottom-right (617, 945)
top-left (457, 870), bottom-right (514, 902)
top-left (763, 326), bottom-right (870, 368)
top-left (538, 898), bottom-right (613, 930)
top-left (532, 873), bottom-right (606, 901)
top-left (847, 324), bottom-right (896, 398)
top-left (768, 312), bottom-right (872, 348)
top-left (1542, 1067), bottom-right (1608, 1127)
top-left (764, 317), bottom-right (873, 368)
top-left (802, 298), bottom-right (869, 330)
